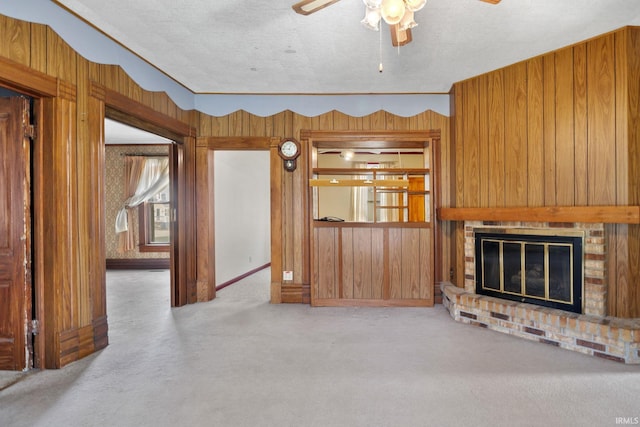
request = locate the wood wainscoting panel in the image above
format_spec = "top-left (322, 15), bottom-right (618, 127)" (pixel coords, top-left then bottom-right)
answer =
top-left (314, 227), bottom-right (339, 300)
top-left (313, 225), bottom-right (434, 307)
top-left (341, 228), bottom-right (385, 300)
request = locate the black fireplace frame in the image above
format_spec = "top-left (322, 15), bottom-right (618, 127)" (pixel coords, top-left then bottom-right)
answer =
top-left (474, 231), bottom-right (584, 314)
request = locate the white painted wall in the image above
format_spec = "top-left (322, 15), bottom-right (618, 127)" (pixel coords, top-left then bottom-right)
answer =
top-left (214, 151), bottom-right (270, 285)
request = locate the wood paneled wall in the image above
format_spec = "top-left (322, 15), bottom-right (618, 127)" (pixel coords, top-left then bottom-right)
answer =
top-left (196, 110), bottom-right (452, 304)
top-left (450, 26), bottom-right (640, 317)
top-left (0, 14), bottom-right (196, 368)
top-left (0, 12), bottom-right (452, 366)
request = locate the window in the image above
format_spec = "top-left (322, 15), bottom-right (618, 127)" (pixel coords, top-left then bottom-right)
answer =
top-left (138, 185), bottom-right (170, 252)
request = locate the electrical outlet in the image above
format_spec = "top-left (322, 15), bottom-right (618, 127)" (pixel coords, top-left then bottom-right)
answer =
top-left (283, 271), bottom-right (293, 281)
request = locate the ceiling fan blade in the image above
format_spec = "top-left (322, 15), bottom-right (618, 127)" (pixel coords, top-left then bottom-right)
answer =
top-left (479, 0), bottom-right (501, 3)
top-left (390, 25), bottom-right (412, 47)
top-left (292, 0), bottom-right (342, 15)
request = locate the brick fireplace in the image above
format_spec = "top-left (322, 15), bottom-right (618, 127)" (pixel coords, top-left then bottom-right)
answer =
top-left (441, 221), bottom-right (640, 364)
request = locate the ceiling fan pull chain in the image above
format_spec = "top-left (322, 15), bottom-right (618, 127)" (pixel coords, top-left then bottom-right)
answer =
top-left (379, 25), bottom-right (384, 73)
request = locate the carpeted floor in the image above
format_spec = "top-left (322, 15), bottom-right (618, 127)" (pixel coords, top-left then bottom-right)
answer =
top-left (1, 268), bottom-right (638, 427)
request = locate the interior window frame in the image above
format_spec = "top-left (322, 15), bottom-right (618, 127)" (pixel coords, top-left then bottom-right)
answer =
top-left (138, 200), bottom-right (170, 252)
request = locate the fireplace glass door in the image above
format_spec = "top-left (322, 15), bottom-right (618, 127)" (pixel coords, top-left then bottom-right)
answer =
top-left (475, 231), bottom-right (583, 313)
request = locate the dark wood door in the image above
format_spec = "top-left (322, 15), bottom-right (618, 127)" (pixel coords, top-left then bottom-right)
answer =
top-left (0, 97), bottom-right (32, 370)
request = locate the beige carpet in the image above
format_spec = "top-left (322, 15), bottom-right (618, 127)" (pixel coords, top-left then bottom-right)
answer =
top-left (1, 268), bottom-right (639, 427)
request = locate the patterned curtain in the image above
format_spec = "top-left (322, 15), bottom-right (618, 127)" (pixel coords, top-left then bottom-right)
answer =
top-left (115, 156), bottom-right (169, 253)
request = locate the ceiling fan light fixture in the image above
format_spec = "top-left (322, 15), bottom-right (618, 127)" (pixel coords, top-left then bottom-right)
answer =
top-left (380, 0), bottom-right (406, 25)
top-left (404, 0), bottom-right (427, 12)
top-left (398, 9), bottom-right (416, 30)
top-left (361, 7), bottom-right (382, 31)
top-left (390, 24), bottom-right (412, 47)
top-left (362, 0), bottom-right (383, 8)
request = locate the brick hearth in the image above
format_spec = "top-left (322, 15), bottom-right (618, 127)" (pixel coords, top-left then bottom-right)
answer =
top-left (441, 221), bottom-right (640, 364)
top-left (442, 283), bottom-right (640, 363)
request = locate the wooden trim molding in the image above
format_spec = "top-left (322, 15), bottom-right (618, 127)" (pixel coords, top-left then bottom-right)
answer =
top-left (106, 258), bottom-right (170, 270)
top-left (100, 85), bottom-right (195, 140)
top-left (197, 136), bottom-right (277, 150)
top-left (438, 206), bottom-right (640, 224)
top-left (215, 263), bottom-right (271, 291)
top-left (0, 56), bottom-right (57, 97)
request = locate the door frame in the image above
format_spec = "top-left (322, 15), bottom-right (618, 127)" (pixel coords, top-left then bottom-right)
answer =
top-left (0, 57), bottom-right (197, 370)
top-left (0, 58), bottom-right (58, 369)
top-left (101, 88), bottom-right (198, 306)
top-left (196, 136), bottom-right (277, 302)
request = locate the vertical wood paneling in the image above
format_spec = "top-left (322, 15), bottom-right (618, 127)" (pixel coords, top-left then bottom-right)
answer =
top-left (587, 34), bottom-right (617, 205)
top-left (543, 52), bottom-right (557, 206)
top-left (348, 115), bottom-right (363, 130)
top-left (46, 29), bottom-right (76, 83)
top-left (368, 111), bottom-right (387, 129)
top-left (615, 30), bottom-right (630, 207)
top-left (555, 47), bottom-right (576, 205)
top-left (487, 70), bottom-right (505, 208)
top-left (316, 227), bottom-right (338, 299)
top-left (401, 229), bottom-right (420, 298)
top-left (527, 57), bottom-right (545, 206)
top-left (388, 228), bottom-right (402, 299)
top-left (341, 228), bottom-right (354, 299)
top-left (317, 112), bottom-right (333, 129)
top-left (75, 58), bottom-right (91, 325)
top-left (195, 145), bottom-right (213, 301)
top-left (29, 23), bottom-right (47, 74)
top-left (463, 79), bottom-right (480, 207)
top-left (386, 113), bottom-right (410, 130)
top-left (478, 74), bottom-right (490, 207)
top-left (574, 43), bottom-right (589, 206)
top-left (627, 30), bottom-right (640, 206)
top-left (332, 111), bottom-right (350, 130)
top-left (504, 62), bottom-right (528, 206)
top-left (87, 91), bottom-right (107, 328)
top-left (371, 228), bottom-right (384, 299)
top-left (0, 15), bottom-right (30, 66)
top-left (352, 228), bottom-right (372, 298)
top-left (420, 228), bottom-right (433, 300)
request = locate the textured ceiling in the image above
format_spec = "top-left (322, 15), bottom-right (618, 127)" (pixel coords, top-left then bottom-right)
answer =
top-left (55, 0), bottom-right (640, 94)
top-left (105, 119), bottom-right (172, 144)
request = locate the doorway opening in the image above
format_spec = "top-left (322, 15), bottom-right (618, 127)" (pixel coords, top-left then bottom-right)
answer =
top-left (104, 118), bottom-right (173, 308)
top-left (213, 151), bottom-right (271, 295)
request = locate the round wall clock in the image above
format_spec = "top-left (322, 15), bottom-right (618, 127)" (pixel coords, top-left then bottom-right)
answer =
top-left (278, 138), bottom-right (301, 171)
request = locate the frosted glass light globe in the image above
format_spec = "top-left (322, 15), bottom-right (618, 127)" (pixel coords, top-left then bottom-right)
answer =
top-left (361, 6), bottom-right (382, 30)
top-left (380, 0), bottom-right (406, 25)
top-left (405, 0), bottom-right (427, 12)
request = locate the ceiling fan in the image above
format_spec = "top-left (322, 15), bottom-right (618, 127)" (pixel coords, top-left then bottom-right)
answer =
top-left (292, 0), bottom-right (502, 47)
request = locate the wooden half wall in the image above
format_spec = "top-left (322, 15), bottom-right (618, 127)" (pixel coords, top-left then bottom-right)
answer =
top-left (449, 26), bottom-right (640, 317)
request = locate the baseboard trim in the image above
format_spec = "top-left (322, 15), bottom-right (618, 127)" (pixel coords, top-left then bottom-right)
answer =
top-left (216, 263), bottom-right (271, 291)
top-left (106, 258), bottom-right (170, 270)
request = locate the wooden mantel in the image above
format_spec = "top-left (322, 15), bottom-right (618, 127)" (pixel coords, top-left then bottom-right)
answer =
top-left (438, 206), bottom-right (640, 224)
